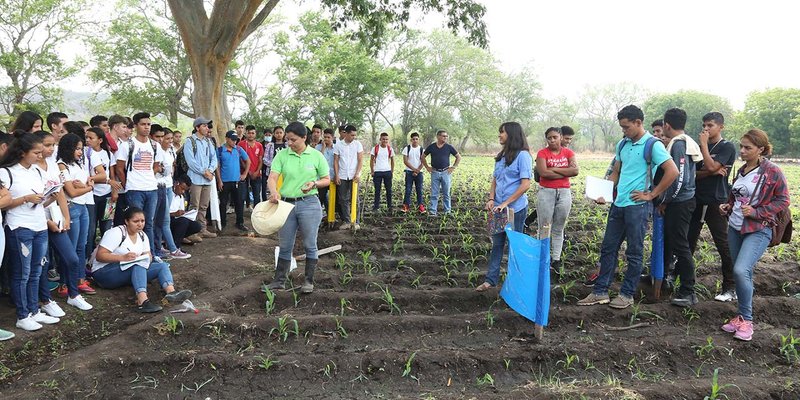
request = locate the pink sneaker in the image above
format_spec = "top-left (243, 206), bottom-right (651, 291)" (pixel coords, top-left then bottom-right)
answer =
top-left (733, 320), bottom-right (754, 341)
top-left (721, 315), bottom-right (744, 333)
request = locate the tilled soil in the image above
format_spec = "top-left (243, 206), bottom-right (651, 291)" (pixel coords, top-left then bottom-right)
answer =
top-left (0, 203), bottom-right (799, 399)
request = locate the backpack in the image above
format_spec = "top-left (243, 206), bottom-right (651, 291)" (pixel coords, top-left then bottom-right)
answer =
top-left (126, 138), bottom-right (159, 171)
top-left (373, 144), bottom-right (394, 158)
top-left (88, 225), bottom-right (146, 266)
top-left (770, 207), bottom-right (793, 247)
top-left (175, 136), bottom-right (199, 178)
top-left (404, 144), bottom-right (422, 157)
top-left (616, 136), bottom-right (662, 204)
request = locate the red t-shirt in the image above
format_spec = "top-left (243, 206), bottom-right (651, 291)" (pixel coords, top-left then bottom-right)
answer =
top-left (536, 147), bottom-right (575, 189)
top-left (238, 140), bottom-right (263, 174)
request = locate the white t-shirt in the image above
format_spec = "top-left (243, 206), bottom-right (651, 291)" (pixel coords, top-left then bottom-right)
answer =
top-left (47, 145), bottom-right (58, 164)
top-left (333, 139), bottom-right (363, 180)
top-left (59, 161), bottom-right (93, 205)
top-left (370, 145), bottom-right (393, 172)
top-left (157, 146), bottom-right (176, 187)
top-left (41, 159), bottom-right (65, 223)
top-left (92, 226), bottom-right (151, 272)
top-left (402, 144), bottom-right (424, 171)
top-left (88, 148), bottom-right (113, 197)
top-left (0, 164), bottom-right (48, 231)
top-left (729, 168), bottom-right (760, 230)
top-left (115, 137), bottom-right (163, 191)
top-left (170, 193), bottom-right (185, 213)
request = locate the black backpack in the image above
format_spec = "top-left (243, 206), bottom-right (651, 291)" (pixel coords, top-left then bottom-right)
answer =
top-left (175, 137), bottom-right (198, 178)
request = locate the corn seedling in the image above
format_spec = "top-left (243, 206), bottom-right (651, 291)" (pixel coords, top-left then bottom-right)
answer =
top-left (335, 253), bottom-right (347, 270)
top-left (704, 368), bottom-right (738, 400)
top-left (476, 373), bottom-right (495, 387)
top-left (270, 316), bottom-right (300, 342)
top-left (402, 351), bottom-right (417, 380)
top-left (779, 329), bottom-right (800, 364)
top-left (339, 298), bottom-right (351, 316)
top-left (255, 355), bottom-right (277, 371)
top-left (334, 317), bottom-right (348, 338)
top-left (558, 280), bottom-right (577, 303)
top-left (340, 269), bottom-right (352, 285)
top-left (695, 337), bottom-right (715, 359)
top-left (321, 361), bottom-right (337, 378)
top-left (683, 307), bottom-right (699, 334)
top-left (371, 283), bottom-right (401, 314)
top-left (155, 316), bottom-right (183, 336)
top-left (629, 298), bottom-right (663, 326)
top-left (504, 359), bottom-right (511, 370)
top-left (291, 288), bottom-right (300, 307)
top-left (264, 289), bottom-right (276, 315)
top-left (410, 272), bottom-right (424, 288)
top-left (556, 351), bottom-right (579, 372)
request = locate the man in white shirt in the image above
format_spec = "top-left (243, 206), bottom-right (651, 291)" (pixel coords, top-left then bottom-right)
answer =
top-left (114, 112), bottom-right (164, 259)
top-left (401, 132), bottom-right (426, 213)
top-left (333, 124), bottom-right (363, 230)
top-left (369, 132), bottom-right (394, 212)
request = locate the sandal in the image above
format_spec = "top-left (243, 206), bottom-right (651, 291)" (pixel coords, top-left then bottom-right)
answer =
top-left (475, 282), bottom-right (494, 292)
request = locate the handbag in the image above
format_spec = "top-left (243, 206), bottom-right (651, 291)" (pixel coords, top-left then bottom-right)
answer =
top-left (487, 207), bottom-right (514, 235)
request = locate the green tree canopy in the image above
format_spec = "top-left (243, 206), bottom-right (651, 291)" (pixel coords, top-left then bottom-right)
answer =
top-left (643, 90), bottom-right (733, 138)
top-left (739, 88), bottom-right (800, 156)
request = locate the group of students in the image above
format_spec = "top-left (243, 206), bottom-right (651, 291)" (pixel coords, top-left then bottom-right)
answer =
top-left (0, 111), bottom-right (204, 341)
top-left (480, 105), bottom-right (789, 342)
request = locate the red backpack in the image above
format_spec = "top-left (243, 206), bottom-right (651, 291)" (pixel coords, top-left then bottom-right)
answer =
top-left (372, 144), bottom-right (393, 158)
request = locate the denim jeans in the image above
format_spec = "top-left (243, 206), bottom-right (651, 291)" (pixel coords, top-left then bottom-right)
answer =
top-left (126, 189), bottom-right (159, 256)
top-left (7, 227), bottom-right (48, 319)
top-left (536, 188), bottom-right (573, 261)
top-left (403, 170), bottom-right (424, 206)
top-left (67, 203), bottom-right (90, 278)
top-left (430, 171), bottom-right (452, 214)
top-left (728, 226), bottom-right (772, 321)
top-left (46, 231), bottom-right (81, 298)
top-left (170, 217), bottom-right (202, 246)
top-left (594, 203), bottom-right (649, 297)
top-left (154, 186), bottom-right (178, 252)
top-left (485, 207), bottom-right (527, 286)
top-left (241, 176), bottom-right (262, 207)
top-left (372, 171), bottom-right (393, 210)
top-left (87, 194), bottom-right (113, 260)
top-left (278, 196), bottom-right (322, 261)
top-left (92, 261), bottom-right (174, 293)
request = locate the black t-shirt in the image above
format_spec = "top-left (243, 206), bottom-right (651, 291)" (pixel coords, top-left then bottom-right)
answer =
top-left (695, 139), bottom-right (736, 204)
top-left (424, 143), bottom-right (458, 170)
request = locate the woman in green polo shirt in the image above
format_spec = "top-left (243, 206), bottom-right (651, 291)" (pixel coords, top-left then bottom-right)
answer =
top-left (264, 122), bottom-right (331, 294)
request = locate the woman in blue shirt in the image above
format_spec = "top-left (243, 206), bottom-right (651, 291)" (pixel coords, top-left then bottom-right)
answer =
top-left (476, 122), bottom-right (532, 291)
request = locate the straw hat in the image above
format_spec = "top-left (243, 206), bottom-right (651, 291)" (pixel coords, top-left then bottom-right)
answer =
top-left (251, 200), bottom-right (295, 235)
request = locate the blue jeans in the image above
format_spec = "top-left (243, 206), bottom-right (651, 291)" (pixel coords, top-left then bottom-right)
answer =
top-left (46, 231), bottom-right (81, 298)
top-left (241, 176), bottom-right (262, 206)
top-left (403, 170), bottom-right (424, 206)
top-left (594, 204), bottom-right (649, 297)
top-left (430, 170), bottom-right (452, 214)
top-left (372, 171), bottom-right (393, 210)
top-left (93, 261), bottom-right (174, 293)
top-left (155, 186), bottom-right (178, 252)
top-left (278, 196), bottom-right (322, 262)
top-left (67, 203), bottom-right (90, 279)
top-left (126, 190), bottom-right (159, 257)
top-left (7, 228), bottom-right (48, 319)
top-left (485, 207), bottom-right (527, 286)
top-left (727, 226), bottom-right (772, 321)
top-left (87, 194), bottom-right (113, 260)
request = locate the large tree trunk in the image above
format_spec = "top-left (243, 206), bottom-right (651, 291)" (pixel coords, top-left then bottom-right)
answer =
top-left (168, 0), bottom-right (277, 141)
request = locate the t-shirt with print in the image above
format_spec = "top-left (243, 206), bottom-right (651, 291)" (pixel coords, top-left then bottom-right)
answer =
top-left (87, 148), bottom-right (113, 197)
top-left (115, 137), bottom-right (164, 191)
top-left (729, 168), bottom-right (760, 231)
top-left (239, 140), bottom-right (263, 174)
top-left (0, 164), bottom-right (47, 231)
top-left (92, 226), bottom-right (151, 272)
top-left (333, 140), bottom-right (363, 180)
top-left (695, 139), bottom-right (736, 204)
top-left (536, 147), bottom-right (575, 189)
top-left (156, 146), bottom-right (175, 187)
top-left (370, 145), bottom-right (393, 172)
top-left (424, 143), bottom-right (458, 170)
top-left (59, 161), bottom-right (93, 205)
top-left (401, 144), bottom-right (423, 171)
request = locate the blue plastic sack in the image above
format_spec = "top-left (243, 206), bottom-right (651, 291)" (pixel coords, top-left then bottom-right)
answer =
top-left (499, 225), bottom-right (550, 327)
top-left (650, 211), bottom-right (664, 280)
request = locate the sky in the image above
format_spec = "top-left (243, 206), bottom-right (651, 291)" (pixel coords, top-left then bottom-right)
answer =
top-left (475, 0), bottom-right (800, 108)
top-left (58, 0), bottom-right (800, 112)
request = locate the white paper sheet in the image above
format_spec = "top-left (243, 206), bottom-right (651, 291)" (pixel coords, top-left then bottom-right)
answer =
top-left (585, 176), bottom-right (614, 203)
top-left (180, 209), bottom-right (198, 221)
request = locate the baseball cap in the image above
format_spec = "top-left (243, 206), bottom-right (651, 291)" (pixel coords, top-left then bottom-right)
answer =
top-left (225, 130), bottom-right (239, 141)
top-left (193, 117), bottom-right (212, 128)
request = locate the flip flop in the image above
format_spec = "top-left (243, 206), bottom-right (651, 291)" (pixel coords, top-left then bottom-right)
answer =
top-left (475, 282), bottom-right (493, 292)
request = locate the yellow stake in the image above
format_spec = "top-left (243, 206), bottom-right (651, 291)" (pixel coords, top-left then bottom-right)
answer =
top-left (327, 183), bottom-right (337, 223)
top-left (350, 180), bottom-right (357, 223)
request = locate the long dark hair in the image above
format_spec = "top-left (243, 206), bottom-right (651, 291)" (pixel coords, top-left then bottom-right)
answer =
top-left (495, 122), bottom-right (529, 166)
top-left (10, 111), bottom-right (42, 133)
top-left (57, 133), bottom-right (84, 166)
top-left (87, 127), bottom-right (111, 158)
top-left (0, 130), bottom-right (43, 168)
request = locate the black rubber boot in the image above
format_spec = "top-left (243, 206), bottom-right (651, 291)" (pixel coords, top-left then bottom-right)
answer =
top-left (266, 258), bottom-right (291, 290)
top-left (301, 258), bottom-right (317, 294)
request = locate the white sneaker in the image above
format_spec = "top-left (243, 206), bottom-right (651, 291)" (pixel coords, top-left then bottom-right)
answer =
top-left (41, 301), bottom-right (66, 318)
top-left (714, 290), bottom-right (737, 302)
top-left (16, 316), bottom-right (42, 331)
top-left (67, 295), bottom-right (93, 311)
top-left (31, 311), bottom-right (60, 325)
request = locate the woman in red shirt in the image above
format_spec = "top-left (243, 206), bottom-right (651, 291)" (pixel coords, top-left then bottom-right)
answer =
top-left (535, 127), bottom-right (579, 274)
